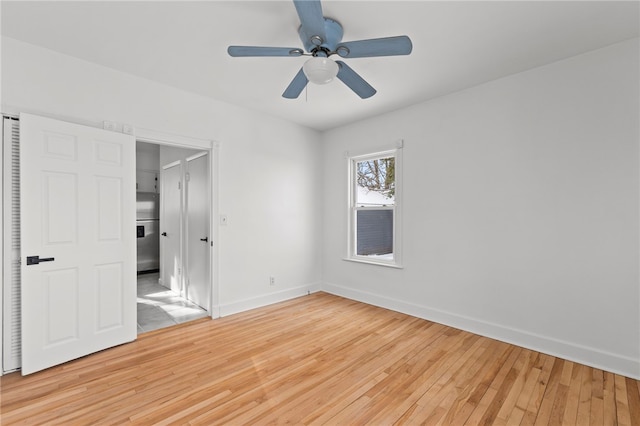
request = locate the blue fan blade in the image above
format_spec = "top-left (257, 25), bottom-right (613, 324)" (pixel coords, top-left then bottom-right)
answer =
top-left (293, 0), bottom-right (326, 43)
top-left (336, 36), bottom-right (413, 58)
top-left (335, 61), bottom-right (376, 99)
top-left (282, 68), bottom-right (309, 99)
top-left (228, 46), bottom-right (303, 57)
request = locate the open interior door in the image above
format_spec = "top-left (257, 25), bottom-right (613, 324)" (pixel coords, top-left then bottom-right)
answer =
top-left (186, 152), bottom-right (210, 311)
top-left (20, 113), bottom-right (136, 375)
top-left (160, 161), bottom-right (182, 293)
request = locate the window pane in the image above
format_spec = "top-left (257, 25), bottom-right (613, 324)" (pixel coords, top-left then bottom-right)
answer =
top-left (356, 209), bottom-right (393, 257)
top-left (356, 157), bottom-right (395, 206)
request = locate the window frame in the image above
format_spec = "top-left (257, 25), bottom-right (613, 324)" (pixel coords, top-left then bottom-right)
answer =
top-left (346, 141), bottom-right (403, 268)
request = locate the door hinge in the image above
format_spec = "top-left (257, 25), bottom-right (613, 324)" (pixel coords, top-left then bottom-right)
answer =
top-left (185, 172), bottom-right (191, 182)
top-left (178, 181), bottom-right (181, 190)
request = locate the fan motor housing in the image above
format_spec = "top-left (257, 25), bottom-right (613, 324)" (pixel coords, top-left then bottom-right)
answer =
top-left (299, 17), bottom-right (344, 53)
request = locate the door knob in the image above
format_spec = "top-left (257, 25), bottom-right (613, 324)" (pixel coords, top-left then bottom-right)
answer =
top-left (161, 232), bottom-right (167, 237)
top-left (26, 256), bottom-right (55, 265)
top-left (200, 237), bottom-right (208, 242)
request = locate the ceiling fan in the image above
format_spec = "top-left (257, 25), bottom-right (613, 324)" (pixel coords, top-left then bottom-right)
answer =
top-left (227, 0), bottom-right (413, 99)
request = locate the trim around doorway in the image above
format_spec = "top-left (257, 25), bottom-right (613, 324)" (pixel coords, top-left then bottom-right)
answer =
top-left (136, 128), bottom-right (220, 320)
top-left (136, 127), bottom-right (213, 150)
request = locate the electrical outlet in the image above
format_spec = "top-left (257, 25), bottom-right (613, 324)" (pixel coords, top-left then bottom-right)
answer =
top-left (269, 276), bottom-right (275, 286)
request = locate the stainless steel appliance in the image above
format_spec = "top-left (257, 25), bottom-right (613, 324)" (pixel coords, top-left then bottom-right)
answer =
top-left (136, 192), bottom-right (160, 272)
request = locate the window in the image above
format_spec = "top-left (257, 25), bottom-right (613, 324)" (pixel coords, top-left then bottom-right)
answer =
top-left (347, 143), bottom-right (402, 267)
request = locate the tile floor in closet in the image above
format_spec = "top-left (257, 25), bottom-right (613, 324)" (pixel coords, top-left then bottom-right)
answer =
top-left (137, 272), bottom-right (209, 333)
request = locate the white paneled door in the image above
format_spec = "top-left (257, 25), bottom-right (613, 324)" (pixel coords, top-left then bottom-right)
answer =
top-left (186, 152), bottom-right (210, 311)
top-left (20, 113), bottom-right (136, 375)
top-left (160, 161), bottom-right (182, 294)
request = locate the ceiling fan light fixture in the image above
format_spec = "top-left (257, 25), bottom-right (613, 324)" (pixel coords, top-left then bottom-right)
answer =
top-left (303, 56), bottom-right (339, 85)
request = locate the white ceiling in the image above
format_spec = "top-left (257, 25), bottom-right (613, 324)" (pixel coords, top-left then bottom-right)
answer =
top-left (2, 1), bottom-right (639, 131)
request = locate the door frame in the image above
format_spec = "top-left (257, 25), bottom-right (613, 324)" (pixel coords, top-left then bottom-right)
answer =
top-left (136, 128), bottom-right (219, 319)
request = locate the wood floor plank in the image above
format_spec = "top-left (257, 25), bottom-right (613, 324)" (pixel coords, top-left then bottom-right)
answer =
top-left (520, 353), bottom-right (556, 426)
top-left (546, 360), bottom-right (574, 425)
top-left (590, 369), bottom-right (605, 425)
top-left (493, 349), bottom-right (536, 424)
top-left (562, 362), bottom-right (584, 425)
top-left (463, 346), bottom-right (522, 425)
top-left (506, 359), bottom-right (542, 424)
top-left (312, 328), bottom-right (455, 425)
top-left (601, 371), bottom-right (617, 426)
top-left (626, 377), bottom-right (640, 426)
top-left (392, 336), bottom-right (486, 424)
top-left (577, 363), bottom-right (594, 425)
top-left (439, 341), bottom-right (514, 425)
top-left (398, 339), bottom-right (488, 424)
top-left (533, 357), bottom-right (565, 426)
top-left (615, 374), bottom-right (632, 426)
top-left (433, 340), bottom-right (507, 425)
top-left (293, 322), bottom-right (447, 424)
top-left (1, 292), bottom-right (638, 425)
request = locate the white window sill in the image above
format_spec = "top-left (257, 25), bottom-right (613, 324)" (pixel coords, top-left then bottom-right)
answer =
top-left (342, 257), bottom-right (404, 269)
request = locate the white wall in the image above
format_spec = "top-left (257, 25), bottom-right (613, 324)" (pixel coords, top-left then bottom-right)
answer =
top-left (1, 37), bottom-right (323, 319)
top-left (321, 38), bottom-right (640, 379)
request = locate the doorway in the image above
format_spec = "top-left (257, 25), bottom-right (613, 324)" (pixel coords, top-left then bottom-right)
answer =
top-left (135, 142), bottom-right (211, 333)
top-left (136, 271), bottom-right (207, 333)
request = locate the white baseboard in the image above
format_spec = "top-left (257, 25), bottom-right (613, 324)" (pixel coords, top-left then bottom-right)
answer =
top-left (322, 281), bottom-right (640, 380)
top-left (209, 305), bottom-right (221, 319)
top-left (219, 282), bottom-right (322, 317)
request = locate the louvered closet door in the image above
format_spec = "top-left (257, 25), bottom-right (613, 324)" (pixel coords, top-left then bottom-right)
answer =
top-left (20, 113), bottom-right (137, 375)
top-left (3, 117), bottom-right (22, 372)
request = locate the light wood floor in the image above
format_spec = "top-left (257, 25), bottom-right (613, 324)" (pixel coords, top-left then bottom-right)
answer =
top-left (1, 292), bottom-right (639, 425)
